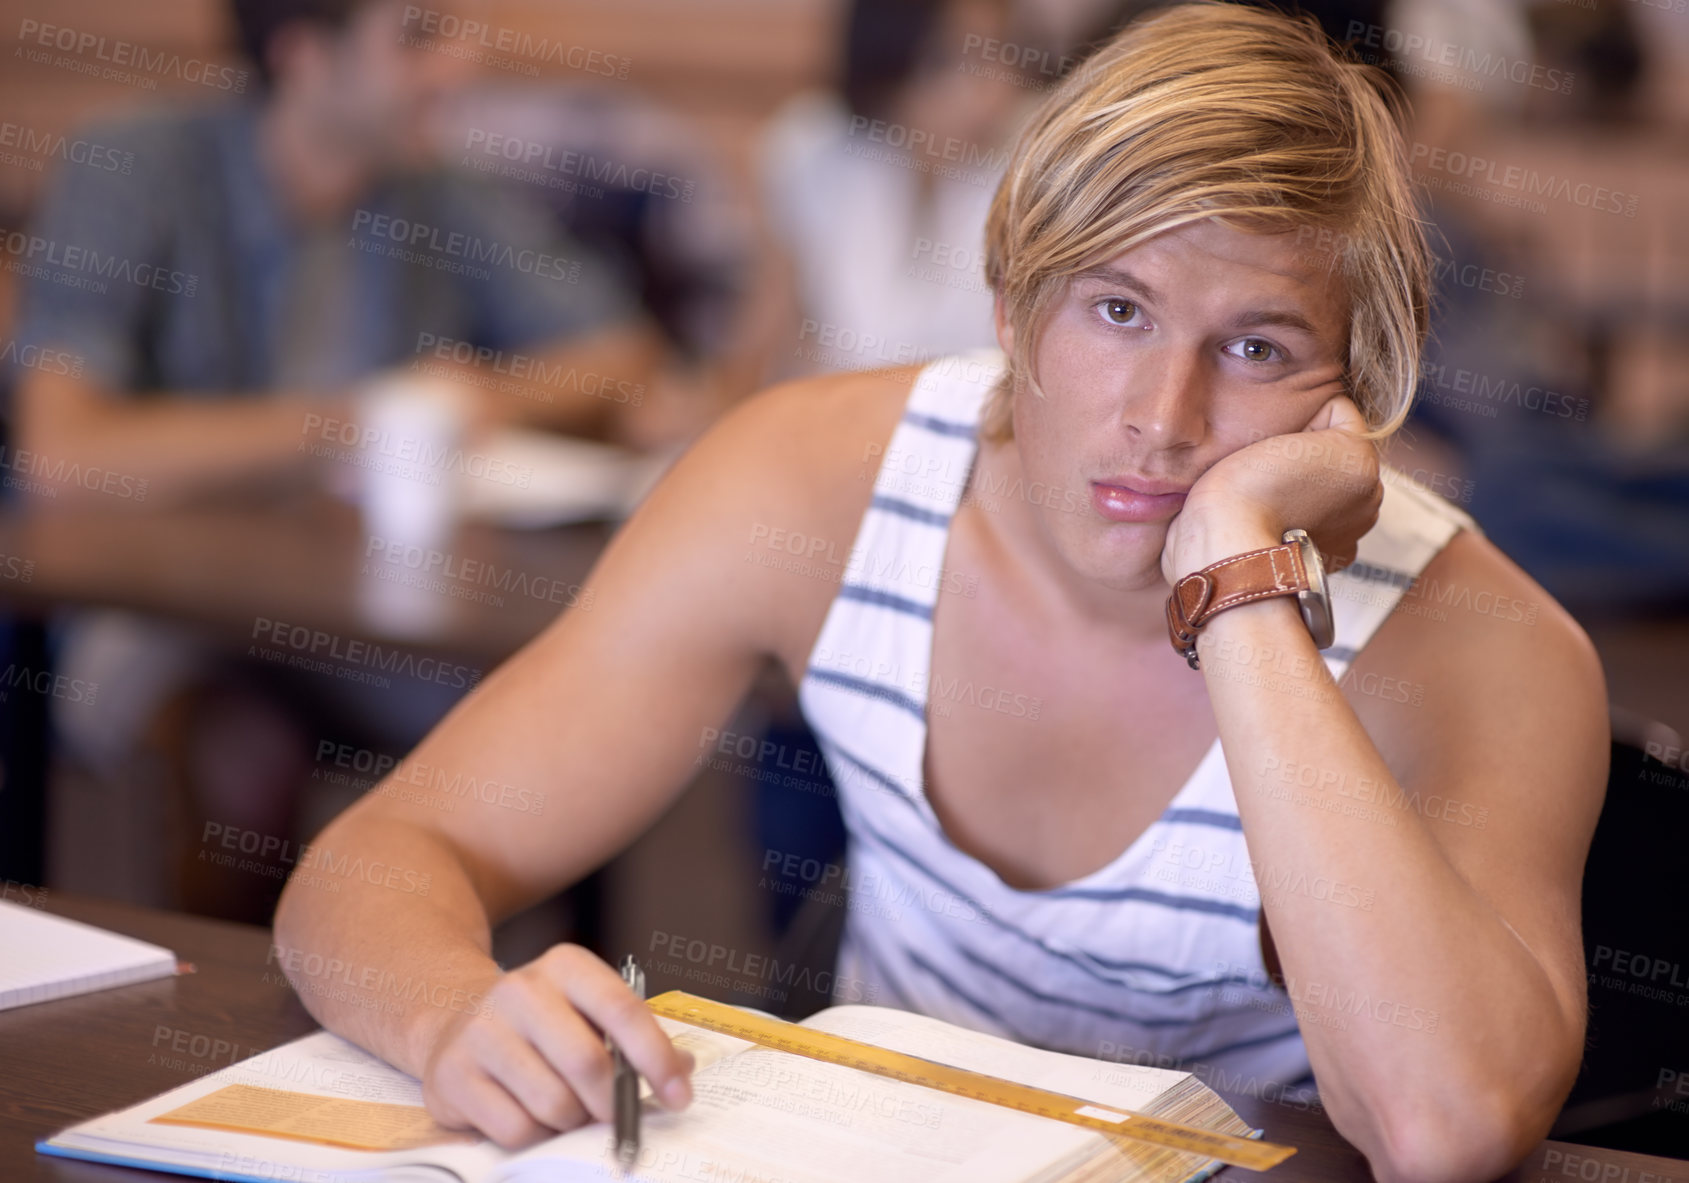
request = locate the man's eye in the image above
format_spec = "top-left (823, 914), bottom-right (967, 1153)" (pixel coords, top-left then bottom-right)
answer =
top-left (1099, 299), bottom-right (1140, 326)
top-left (1226, 337), bottom-right (1281, 363)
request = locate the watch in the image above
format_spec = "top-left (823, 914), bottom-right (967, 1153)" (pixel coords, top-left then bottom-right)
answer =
top-left (1165, 528), bottom-right (1335, 670)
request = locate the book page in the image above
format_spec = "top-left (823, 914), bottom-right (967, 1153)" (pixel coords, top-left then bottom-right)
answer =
top-left (654, 1014), bottom-right (759, 1078)
top-left (493, 1049), bottom-right (1104, 1183)
top-left (799, 1005), bottom-right (1192, 1114)
top-left (797, 1007), bottom-right (1243, 1183)
top-left (151, 1084), bottom-right (478, 1152)
top-left (44, 1031), bottom-right (510, 1183)
top-left (490, 1007), bottom-right (1205, 1183)
top-left (44, 1018), bottom-right (763, 1182)
top-left (45, 1005), bottom-right (1242, 1183)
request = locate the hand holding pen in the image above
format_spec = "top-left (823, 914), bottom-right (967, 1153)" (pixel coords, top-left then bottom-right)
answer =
top-left (415, 946), bottom-right (692, 1151)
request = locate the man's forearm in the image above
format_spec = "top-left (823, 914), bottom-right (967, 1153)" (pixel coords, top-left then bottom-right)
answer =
top-left (17, 371), bottom-right (334, 506)
top-left (427, 322), bottom-right (666, 439)
top-left (1197, 597), bottom-right (1576, 1175)
top-left (272, 811), bottom-right (506, 1078)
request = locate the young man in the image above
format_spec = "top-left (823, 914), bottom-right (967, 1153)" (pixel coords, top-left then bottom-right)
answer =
top-left (13, 0), bottom-right (660, 917)
top-left (13, 0), bottom-right (664, 505)
top-left (275, 5), bottom-right (1609, 1179)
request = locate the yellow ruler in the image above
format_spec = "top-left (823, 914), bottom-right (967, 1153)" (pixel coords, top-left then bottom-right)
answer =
top-left (648, 991), bottom-right (1296, 1171)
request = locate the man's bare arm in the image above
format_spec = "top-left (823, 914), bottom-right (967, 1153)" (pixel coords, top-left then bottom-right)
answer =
top-left (1157, 395), bottom-right (1608, 1181)
top-left (14, 367), bottom-right (336, 506)
top-left (14, 322), bottom-right (668, 507)
top-left (270, 370), bottom-right (890, 1146)
top-left (421, 320), bottom-right (670, 441)
top-left (1185, 522), bottom-right (1605, 1183)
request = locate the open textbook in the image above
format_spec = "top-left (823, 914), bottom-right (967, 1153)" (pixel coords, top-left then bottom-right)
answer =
top-left (40, 1000), bottom-right (1263, 1183)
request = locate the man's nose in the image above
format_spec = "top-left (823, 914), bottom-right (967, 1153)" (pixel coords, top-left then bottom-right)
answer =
top-left (1122, 348), bottom-right (1208, 448)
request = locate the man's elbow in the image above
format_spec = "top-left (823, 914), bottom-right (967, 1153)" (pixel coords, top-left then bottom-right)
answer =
top-left (271, 862), bottom-right (320, 954)
top-left (1365, 1078), bottom-right (1569, 1183)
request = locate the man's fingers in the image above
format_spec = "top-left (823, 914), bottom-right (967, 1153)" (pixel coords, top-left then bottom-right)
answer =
top-left (437, 1069), bottom-right (555, 1150)
top-left (545, 948), bottom-right (694, 1110)
top-left (1304, 393), bottom-right (1367, 435)
top-left (477, 1028), bottom-right (593, 1133)
top-left (511, 985), bottom-right (621, 1123)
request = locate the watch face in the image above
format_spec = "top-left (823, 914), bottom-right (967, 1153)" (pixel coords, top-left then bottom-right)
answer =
top-left (1284, 529), bottom-right (1336, 650)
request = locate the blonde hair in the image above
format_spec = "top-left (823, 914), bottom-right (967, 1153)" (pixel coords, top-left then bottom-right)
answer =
top-left (981, 1), bottom-right (1428, 442)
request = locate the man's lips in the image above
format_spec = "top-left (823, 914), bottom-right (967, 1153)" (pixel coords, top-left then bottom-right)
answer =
top-left (1093, 476), bottom-right (1191, 497)
top-left (1089, 478), bottom-right (1189, 524)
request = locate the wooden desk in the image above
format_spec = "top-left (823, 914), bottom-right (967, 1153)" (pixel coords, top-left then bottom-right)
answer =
top-left (5, 897), bottom-right (1686, 1182)
top-left (0, 499), bottom-right (611, 665)
top-left (0, 499), bottom-right (613, 887)
top-left (1, 895), bottom-right (317, 1182)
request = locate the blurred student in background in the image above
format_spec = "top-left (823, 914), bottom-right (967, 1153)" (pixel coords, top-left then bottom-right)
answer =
top-left (744, 0), bottom-right (1040, 939)
top-left (755, 0), bottom-right (1029, 383)
top-left (8, 0), bottom-right (670, 918)
top-left (14, 0), bottom-right (669, 506)
top-left (1377, 0), bottom-right (1689, 619)
top-left (427, 79), bottom-right (757, 449)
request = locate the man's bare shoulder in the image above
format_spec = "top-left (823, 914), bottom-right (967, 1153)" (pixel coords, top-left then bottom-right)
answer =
top-left (682, 364), bottom-right (923, 528)
top-left (635, 365), bottom-right (923, 672)
top-left (718, 365), bottom-right (922, 469)
top-left (1354, 526), bottom-right (1608, 829)
top-left (1365, 528), bottom-right (1602, 705)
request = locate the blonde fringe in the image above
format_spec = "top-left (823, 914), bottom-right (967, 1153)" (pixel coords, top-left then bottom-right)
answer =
top-left (980, 2), bottom-right (1429, 444)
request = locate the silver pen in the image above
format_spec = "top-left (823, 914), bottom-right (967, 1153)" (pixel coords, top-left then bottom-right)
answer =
top-left (611, 954), bottom-right (644, 1172)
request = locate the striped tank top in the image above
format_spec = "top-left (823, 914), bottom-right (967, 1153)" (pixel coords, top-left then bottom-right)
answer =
top-left (796, 347), bottom-right (1477, 1099)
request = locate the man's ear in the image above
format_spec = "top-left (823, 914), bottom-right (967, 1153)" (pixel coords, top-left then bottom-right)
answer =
top-left (992, 295), bottom-right (1015, 357)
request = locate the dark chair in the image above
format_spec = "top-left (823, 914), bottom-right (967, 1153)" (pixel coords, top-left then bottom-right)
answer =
top-left (0, 617), bottom-right (52, 885)
top-left (766, 861), bottom-right (849, 1021)
top-left (1552, 722), bottom-right (1689, 1155)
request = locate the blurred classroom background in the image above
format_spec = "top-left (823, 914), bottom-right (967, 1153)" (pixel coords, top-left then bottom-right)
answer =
top-left (0, 0), bottom-right (1686, 1158)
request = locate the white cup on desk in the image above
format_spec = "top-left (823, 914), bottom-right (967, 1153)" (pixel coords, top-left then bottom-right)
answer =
top-left (353, 372), bottom-right (470, 637)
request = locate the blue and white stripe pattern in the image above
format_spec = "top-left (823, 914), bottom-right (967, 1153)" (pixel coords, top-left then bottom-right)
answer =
top-left (797, 348), bottom-right (1476, 1098)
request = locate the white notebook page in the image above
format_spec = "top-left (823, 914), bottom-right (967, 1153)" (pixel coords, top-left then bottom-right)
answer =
top-left (0, 900), bottom-right (178, 1010)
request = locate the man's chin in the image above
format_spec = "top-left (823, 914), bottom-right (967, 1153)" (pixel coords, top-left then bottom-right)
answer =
top-left (1062, 536), bottom-right (1171, 594)
top-left (1091, 564), bottom-right (1174, 595)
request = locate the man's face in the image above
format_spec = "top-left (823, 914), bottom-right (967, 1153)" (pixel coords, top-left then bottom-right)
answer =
top-left (290, 0), bottom-right (471, 168)
top-left (1001, 218), bottom-right (1351, 592)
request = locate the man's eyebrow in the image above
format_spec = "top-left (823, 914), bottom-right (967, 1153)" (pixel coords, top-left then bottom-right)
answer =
top-left (1071, 266), bottom-right (1325, 337)
top-left (1227, 308), bottom-right (1322, 336)
top-left (1070, 265), bottom-right (1164, 306)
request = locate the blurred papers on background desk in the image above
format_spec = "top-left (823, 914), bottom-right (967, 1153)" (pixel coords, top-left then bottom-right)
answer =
top-left (457, 430), bottom-right (674, 528)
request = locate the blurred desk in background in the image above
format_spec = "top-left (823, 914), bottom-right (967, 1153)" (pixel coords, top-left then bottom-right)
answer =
top-left (0, 498), bottom-right (612, 892)
top-left (0, 498), bottom-right (611, 664)
top-left (1, 498), bottom-right (1683, 744)
top-left (1430, 125), bottom-right (1689, 440)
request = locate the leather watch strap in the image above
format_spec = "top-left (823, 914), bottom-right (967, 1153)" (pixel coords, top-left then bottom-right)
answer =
top-left (1166, 542), bottom-right (1309, 668)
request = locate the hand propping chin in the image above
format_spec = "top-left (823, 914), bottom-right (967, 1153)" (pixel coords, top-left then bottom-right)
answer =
top-left (1161, 395), bottom-right (1382, 583)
